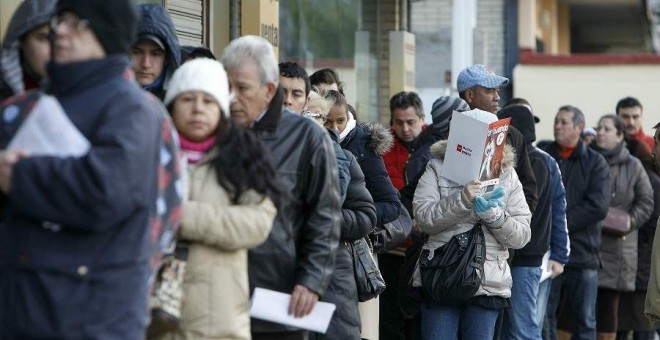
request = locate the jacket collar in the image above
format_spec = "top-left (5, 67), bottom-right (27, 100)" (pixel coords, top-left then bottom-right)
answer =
top-left (549, 139), bottom-right (586, 159)
top-left (253, 85), bottom-right (284, 132)
top-left (46, 55), bottom-right (131, 96)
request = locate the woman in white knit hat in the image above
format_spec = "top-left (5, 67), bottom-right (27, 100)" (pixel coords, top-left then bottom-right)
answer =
top-left (159, 58), bottom-right (284, 339)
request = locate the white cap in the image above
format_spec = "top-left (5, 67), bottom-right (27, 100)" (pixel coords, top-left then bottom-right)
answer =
top-left (164, 58), bottom-right (230, 117)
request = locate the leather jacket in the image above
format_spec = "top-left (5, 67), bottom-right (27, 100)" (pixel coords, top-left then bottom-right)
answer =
top-left (248, 87), bottom-right (342, 332)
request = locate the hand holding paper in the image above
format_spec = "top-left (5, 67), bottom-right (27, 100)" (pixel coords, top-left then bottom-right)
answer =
top-left (473, 196), bottom-right (504, 225)
top-left (463, 180), bottom-right (482, 202)
top-left (249, 288), bottom-right (336, 334)
top-left (483, 186), bottom-right (506, 202)
top-left (289, 284), bottom-right (319, 318)
top-left (7, 95), bottom-right (90, 157)
top-left (548, 259), bottom-right (564, 279)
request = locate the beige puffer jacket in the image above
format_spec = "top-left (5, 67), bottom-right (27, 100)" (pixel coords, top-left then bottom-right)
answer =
top-left (412, 140), bottom-right (531, 298)
top-left (162, 155), bottom-right (277, 339)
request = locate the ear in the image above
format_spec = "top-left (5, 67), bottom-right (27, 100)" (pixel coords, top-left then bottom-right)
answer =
top-left (464, 89), bottom-right (474, 104)
top-left (577, 122), bottom-right (585, 133)
top-left (264, 82), bottom-right (277, 102)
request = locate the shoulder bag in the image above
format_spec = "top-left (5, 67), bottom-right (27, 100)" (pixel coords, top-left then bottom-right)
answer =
top-left (146, 242), bottom-right (188, 338)
top-left (350, 237), bottom-right (387, 302)
top-left (602, 206), bottom-right (631, 237)
top-left (418, 223), bottom-right (486, 303)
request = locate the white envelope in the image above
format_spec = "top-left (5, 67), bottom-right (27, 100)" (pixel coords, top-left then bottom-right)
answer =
top-left (540, 251), bottom-right (553, 283)
top-left (249, 287), bottom-right (336, 334)
top-left (8, 95), bottom-right (90, 157)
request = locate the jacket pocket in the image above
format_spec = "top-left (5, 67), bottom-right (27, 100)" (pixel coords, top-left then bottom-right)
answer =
top-left (482, 251), bottom-right (512, 294)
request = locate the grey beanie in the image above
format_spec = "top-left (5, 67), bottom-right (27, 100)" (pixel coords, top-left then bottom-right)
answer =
top-left (431, 96), bottom-right (470, 139)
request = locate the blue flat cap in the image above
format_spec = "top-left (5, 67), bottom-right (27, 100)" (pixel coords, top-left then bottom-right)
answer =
top-left (457, 64), bottom-right (509, 92)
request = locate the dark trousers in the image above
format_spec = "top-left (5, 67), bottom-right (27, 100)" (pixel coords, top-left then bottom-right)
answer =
top-left (379, 253), bottom-right (408, 340)
top-left (252, 331), bottom-right (307, 340)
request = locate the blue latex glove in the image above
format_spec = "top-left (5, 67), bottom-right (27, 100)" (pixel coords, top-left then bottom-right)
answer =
top-left (483, 186), bottom-right (506, 201)
top-left (473, 196), bottom-right (491, 213)
top-left (473, 196), bottom-right (504, 224)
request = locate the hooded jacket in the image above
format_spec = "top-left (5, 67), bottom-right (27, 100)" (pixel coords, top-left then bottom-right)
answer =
top-left (135, 4), bottom-right (181, 100)
top-left (412, 140), bottom-right (531, 299)
top-left (541, 140), bottom-right (611, 269)
top-left (341, 122), bottom-right (401, 227)
top-left (0, 0), bottom-right (56, 101)
top-left (591, 142), bottom-right (653, 291)
top-left (0, 56), bottom-right (164, 338)
top-left (248, 87), bottom-right (341, 332)
top-left (498, 105), bottom-right (570, 266)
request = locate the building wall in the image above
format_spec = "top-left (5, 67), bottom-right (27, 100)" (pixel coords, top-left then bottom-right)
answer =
top-left (411, 0), bottom-right (507, 119)
top-left (0, 0), bottom-right (23, 42)
top-left (514, 64), bottom-right (660, 141)
top-left (362, 0), bottom-right (400, 123)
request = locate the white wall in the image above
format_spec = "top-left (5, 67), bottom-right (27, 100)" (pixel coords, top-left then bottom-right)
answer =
top-left (514, 64), bottom-right (660, 142)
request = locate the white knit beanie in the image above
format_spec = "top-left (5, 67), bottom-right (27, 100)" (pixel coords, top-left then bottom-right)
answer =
top-left (163, 58), bottom-right (230, 117)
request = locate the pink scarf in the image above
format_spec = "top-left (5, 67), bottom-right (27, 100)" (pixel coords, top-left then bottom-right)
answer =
top-left (179, 135), bottom-right (217, 165)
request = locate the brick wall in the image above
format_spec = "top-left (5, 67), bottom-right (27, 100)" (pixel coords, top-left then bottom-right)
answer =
top-left (362, 0), bottom-right (401, 123)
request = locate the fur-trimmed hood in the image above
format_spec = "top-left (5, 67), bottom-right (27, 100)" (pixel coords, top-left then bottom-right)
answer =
top-left (361, 121), bottom-right (393, 156)
top-left (430, 140), bottom-right (516, 170)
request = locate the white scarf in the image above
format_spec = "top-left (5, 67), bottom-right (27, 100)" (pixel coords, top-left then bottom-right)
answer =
top-left (339, 111), bottom-right (357, 142)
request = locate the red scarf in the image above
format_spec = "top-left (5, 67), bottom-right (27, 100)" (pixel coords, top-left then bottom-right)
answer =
top-left (558, 145), bottom-right (576, 159)
top-left (629, 129), bottom-right (656, 151)
top-left (179, 135), bottom-right (217, 165)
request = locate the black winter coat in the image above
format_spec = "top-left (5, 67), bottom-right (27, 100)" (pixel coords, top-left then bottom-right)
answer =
top-left (637, 158), bottom-right (660, 291)
top-left (509, 126), bottom-right (538, 214)
top-left (248, 88), bottom-right (342, 332)
top-left (313, 150), bottom-right (377, 339)
top-left (542, 140), bottom-right (611, 269)
top-left (341, 123), bottom-right (401, 227)
top-left (511, 145), bottom-right (552, 267)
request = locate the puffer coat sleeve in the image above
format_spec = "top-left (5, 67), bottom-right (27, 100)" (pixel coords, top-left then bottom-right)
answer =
top-left (341, 150), bottom-right (377, 241)
top-left (180, 189), bottom-right (276, 251)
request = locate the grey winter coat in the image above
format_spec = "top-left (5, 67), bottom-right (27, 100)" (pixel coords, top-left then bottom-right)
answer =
top-left (0, 0), bottom-right (56, 100)
top-left (412, 141), bottom-right (531, 299)
top-left (594, 142), bottom-right (653, 291)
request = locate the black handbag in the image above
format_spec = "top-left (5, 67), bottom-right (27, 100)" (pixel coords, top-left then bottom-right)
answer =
top-left (371, 204), bottom-right (413, 254)
top-left (350, 237), bottom-right (387, 302)
top-left (418, 224), bottom-right (486, 303)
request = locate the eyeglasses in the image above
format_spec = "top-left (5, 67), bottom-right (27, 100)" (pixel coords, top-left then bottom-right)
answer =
top-left (50, 14), bottom-right (90, 32)
top-left (302, 111), bottom-right (327, 123)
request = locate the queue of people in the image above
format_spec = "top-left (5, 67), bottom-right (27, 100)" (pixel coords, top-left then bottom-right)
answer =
top-left (1, 1), bottom-right (660, 340)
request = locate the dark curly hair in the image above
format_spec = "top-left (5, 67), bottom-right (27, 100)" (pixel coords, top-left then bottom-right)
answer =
top-left (212, 121), bottom-right (287, 209)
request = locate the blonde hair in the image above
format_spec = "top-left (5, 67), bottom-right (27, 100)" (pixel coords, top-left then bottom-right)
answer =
top-left (307, 90), bottom-right (332, 116)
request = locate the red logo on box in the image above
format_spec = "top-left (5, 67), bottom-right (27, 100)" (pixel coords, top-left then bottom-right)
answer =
top-left (457, 144), bottom-right (463, 152)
